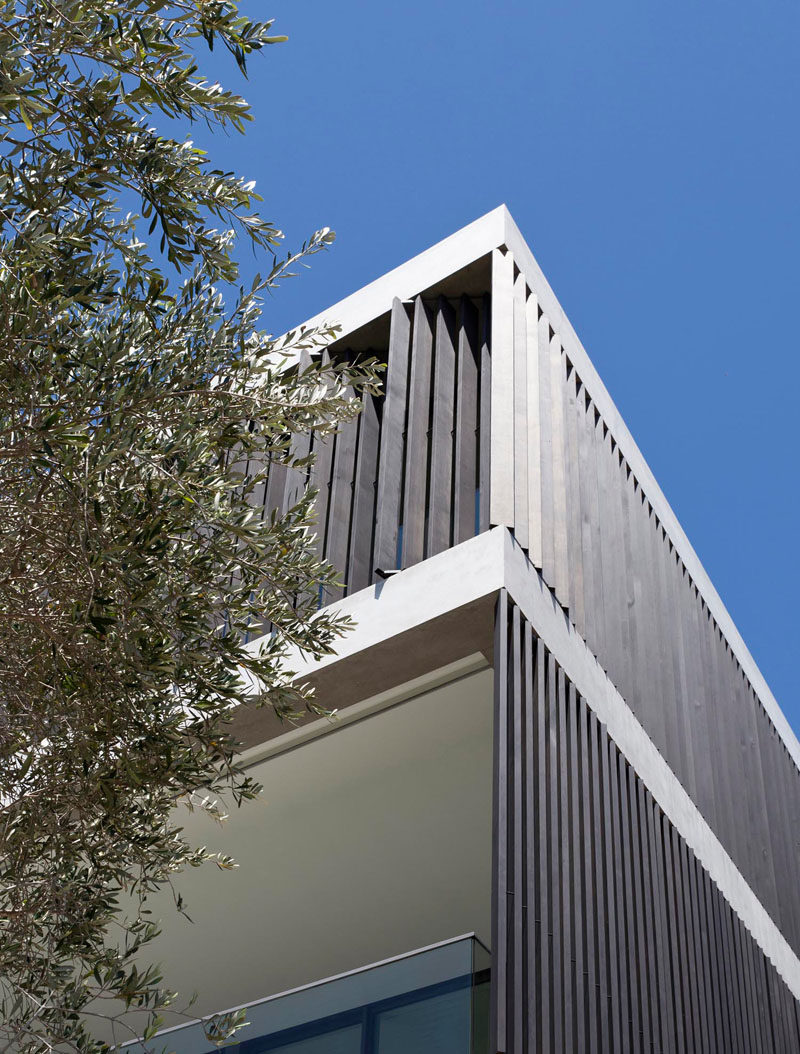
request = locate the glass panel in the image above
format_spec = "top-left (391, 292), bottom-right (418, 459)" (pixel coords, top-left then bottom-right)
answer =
top-left (124, 936), bottom-right (490, 1054)
top-left (375, 987), bottom-right (470, 1053)
top-left (262, 1024), bottom-right (362, 1054)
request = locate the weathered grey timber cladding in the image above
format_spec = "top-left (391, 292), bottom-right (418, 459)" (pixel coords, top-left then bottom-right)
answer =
top-left (492, 591), bottom-right (800, 1054)
top-left (488, 251), bottom-right (800, 960)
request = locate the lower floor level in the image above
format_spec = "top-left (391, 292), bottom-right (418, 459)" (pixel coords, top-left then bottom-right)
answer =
top-left (122, 530), bottom-right (800, 1053)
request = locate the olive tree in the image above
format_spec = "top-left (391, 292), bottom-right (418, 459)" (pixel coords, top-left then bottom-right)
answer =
top-left (0, 2), bottom-right (373, 1050)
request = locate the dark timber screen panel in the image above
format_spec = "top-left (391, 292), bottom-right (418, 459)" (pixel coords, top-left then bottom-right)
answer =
top-left (490, 253), bottom-right (800, 959)
top-left (257, 293), bottom-right (491, 596)
top-left (491, 591), bottom-right (800, 1054)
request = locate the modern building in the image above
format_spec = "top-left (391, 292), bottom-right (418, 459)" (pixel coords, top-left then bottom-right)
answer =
top-left (147, 207), bottom-right (800, 1053)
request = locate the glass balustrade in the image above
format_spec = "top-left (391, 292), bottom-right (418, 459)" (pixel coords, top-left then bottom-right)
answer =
top-left (125, 934), bottom-right (490, 1054)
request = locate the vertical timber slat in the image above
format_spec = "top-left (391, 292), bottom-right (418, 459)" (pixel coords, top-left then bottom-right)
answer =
top-left (427, 296), bottom-right (457, 557)
top-left (454, 295), bottom-right (479, 545)
top-left (490, 249), bottom-right (515, 528)
top-left (479, 293), bottom-right (492, 534)
top-left (401, 296), bottom-right (434, 568)
top-left (323, 400), bottom-right (357, 602)
top-left (373, 298), bottom-right (411, 575)
top-left (526, 292), bottom-right (543, 569)
top-left (512, 272), bottom-right (529, 551)
top-left (347, 390), bottom-right (379, 593)
top-left (535, 635), bottom-right (551, 1052)
top-left (538, 313), bottom-right (556, 588)
top-left (550, 336), bottom-right (570, 607)
top-left (511, 604), bottom-right (524, 1053)
top-left (491, 590), bottom-right (509, 1054)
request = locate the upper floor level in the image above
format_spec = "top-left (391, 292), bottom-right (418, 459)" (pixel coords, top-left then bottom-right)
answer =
top-left (247, 206), bottom-right (800, 961)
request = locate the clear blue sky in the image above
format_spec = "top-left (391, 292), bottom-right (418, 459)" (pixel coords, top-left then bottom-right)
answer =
top-left (201, 2), bottom-right (800, 736)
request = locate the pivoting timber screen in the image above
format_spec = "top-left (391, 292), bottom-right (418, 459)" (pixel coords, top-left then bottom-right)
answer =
top-left (491, 591), bottom-right (800, 1054)
top-left (255, 294), bottom-right (492, 603)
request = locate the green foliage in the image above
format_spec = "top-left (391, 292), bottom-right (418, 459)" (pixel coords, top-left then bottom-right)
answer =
top-left (0, 2), bottom-right (376, 1050)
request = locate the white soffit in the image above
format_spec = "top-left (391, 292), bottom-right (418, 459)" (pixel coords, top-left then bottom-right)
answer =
top-left (239, 652), bottom-right (489, 769)
top-left (292, 205), bottom-right (800, 772)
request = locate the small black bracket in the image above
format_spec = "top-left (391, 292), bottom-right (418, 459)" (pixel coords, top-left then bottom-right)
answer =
top-left (374, 567), bottom-right (402, 580)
